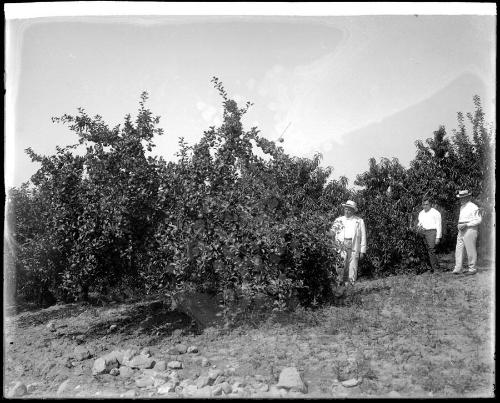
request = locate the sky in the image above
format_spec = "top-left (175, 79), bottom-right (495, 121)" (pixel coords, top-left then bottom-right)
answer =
top-left (5, 3), bottom-right (496, 189)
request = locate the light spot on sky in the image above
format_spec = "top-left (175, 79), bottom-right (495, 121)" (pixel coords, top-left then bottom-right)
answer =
top-left (5, 14), bottom-right (495, 187)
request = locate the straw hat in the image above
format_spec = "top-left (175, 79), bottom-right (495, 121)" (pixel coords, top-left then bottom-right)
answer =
top-left (456, 190), bottom-right (472, 198)
top-left (341, 200), bottom-right (358, 212)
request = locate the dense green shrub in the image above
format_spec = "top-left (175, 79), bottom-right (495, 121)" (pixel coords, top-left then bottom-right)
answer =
top-left (7, 80), bottom-right (493, 308)
top-left (355, 96), bottom-right (494, 276)
top-left (9, 80), bottom-right (344, 308)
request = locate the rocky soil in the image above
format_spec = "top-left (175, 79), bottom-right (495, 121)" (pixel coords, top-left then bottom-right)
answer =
top-left (4, 255), bottom-right (495, 398)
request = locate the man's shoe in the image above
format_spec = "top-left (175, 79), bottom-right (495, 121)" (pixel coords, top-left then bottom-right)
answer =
top-left (464, 270), bottom-right (477, 276)
top-left (451, 268), bottom-right (463, 274)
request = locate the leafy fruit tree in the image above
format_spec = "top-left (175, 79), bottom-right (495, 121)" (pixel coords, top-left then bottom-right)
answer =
top-left (9, 80), bottom-right (345, 308)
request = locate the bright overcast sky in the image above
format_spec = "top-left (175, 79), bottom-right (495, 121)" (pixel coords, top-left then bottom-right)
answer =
top-left (5, 3), bottom-right (496, 188)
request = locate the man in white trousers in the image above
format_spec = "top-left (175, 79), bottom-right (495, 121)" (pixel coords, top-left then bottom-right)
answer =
top-left (332, 200), bottom-right (367, 286)
top-left (452, 190), bottom-right (482, 275)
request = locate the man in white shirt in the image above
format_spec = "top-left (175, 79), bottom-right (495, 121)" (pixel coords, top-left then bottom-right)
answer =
top-left (417, 197), bottom-right (442, 272)
top-left (452, 190), bottom-right (482, 275)
top-left (331, 200), bottom-right (367, 286)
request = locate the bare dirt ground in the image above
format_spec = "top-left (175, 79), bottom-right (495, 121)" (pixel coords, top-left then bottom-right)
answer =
top-left (4, 255), bottom-right (495, 398)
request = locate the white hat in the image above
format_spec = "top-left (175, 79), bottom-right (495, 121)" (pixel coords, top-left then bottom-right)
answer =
top-left (456, 190), bottom-right (472, 198)
top-left (342, 200), bottom-right (358, 212)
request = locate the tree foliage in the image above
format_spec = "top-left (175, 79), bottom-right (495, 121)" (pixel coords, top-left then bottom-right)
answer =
top-left (7, 82), bottom-right (494, 308)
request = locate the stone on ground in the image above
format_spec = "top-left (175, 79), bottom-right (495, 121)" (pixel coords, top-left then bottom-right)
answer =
top-left (135, 376), bottom-right (155, 388)
top-left (140, 347), bottom-right (152, 357)
top-left (208, 367), bottom-right (224, 381)
top-left (167, 360), bottom-right (183, 369)
top-left (121, 348), bottom-right (139, 364)
top-left (9, 382), bottom-right (28, 397)
top-left (118, 366), bottom-right (134, 378)
top-left (196, 376), bottom-right (211, 388)
top-left (73, 346), bottom-right (92, 361)
top-left (124, 355), bottom-right (155, 369)
top-left (220, 382), bottom-right (232, 394)
top-left (187, 345), bottom-right (198, 354)
top-left (175, 344), bottom-right (188, 354)
top-left (120, 390), bottom-right (137, 398)
top-left (341, 377), bottom-right (363, 388)
top-left (194, 385), bottom-right (212, 397)
top-left (181, 384), bottom-right (198, 397)
top-left (276, 367), bottom-right (307, 393)
top-left (92, 355), bottom-right (119, 375)
top-left (153, 360), bottom-right (167, 371)
top-left (56, 379), bottom-right (71, 395)
top-left (157, 382), bottom-right (176, 395)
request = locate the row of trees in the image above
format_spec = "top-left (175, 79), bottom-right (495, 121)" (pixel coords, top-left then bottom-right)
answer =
top-left (5, 80), bottom-right (495, 309)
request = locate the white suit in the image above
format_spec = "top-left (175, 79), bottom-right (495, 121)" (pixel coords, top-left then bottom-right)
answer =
top-left (332, 215), bottom-right (367, 284)
top-left (454, 201), bottom-right (482, 272)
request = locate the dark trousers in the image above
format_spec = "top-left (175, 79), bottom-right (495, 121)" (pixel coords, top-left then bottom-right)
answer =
top-left (423, 229), bottom-right (439, 271)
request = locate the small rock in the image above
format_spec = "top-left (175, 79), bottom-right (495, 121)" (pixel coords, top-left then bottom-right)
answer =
top-left (157, 382), bottom-right (176, 394)
top-left (168, 371), bottom-right (181, 383)
top-left (75, 335), bottom-right (85, 344)
top-left (141, 347), bottom-right (152, 357)
top-left (212, 385), bottom-right (223, 396)
top-left (180, 379), bottom-right (194, 388)
top-left (105, 350), bottom-right (125, 364)
top-left (197, 376), bottom-right (211, 388)
top-left (182, 384), bottom-right (198, 397)
top-left (136, 376), bottom-right (155, 388)
top-left (224, 367), bottom-right (236, 376)
top-left (92, 355), bottom-right (119, 375)
top-left (233, 380), bottom-right (245, 389)
top-left (388, 390), bottom-right (402, 398)
top-left (153, 378), bottom-right (166, 387)
top-left (341, 377), bottom-right (363, 388)
top-left (213, 375), bottom-right (226, 385)
top-left (276, 367), bottom-right (307, 393)
top-left (167, 360), bottom-right (183, 369)
top-left (56, 379), bottom-right (71, 395)
top-left (118, 366), bottom-right (134, 378)
top-left (255, 374), bottom-right (266, 382)
top-left (46, 321), bottom-right (56, 332)
top-left (220, 382), bottom-right (232, 394)
top-left (143, 368), bottom-right (169, 379)
top-left (73, 346), bottom-right (92, 361)
top-left (208, 368), bottom-right (224, 380)
top-left (194, 386), bottom-right (212, 397)
top-left (27, 382), bottom-right (42, 393)
top-left (121, 348), bottom-right (139, 364)
top-left (187, 346), bottom-right (198, 354)
top-left (120, 390), bottom-right (136, 398)
top-left (259, 383), bottom-right (269, 392)
top-left (109, 368), bottom-right (119, 376)
top-left (9, 382), bottom-right (28, 397)
top-left (125, 355), bottom-right (155, 369)
top-left (154, 360), bottom-right (167, 371)
top-left (176, 344), bottom-right (188, 354)
top-left (108, 324), bottom-right (118, 332)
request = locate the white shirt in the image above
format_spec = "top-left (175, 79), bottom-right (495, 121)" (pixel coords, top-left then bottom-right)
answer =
top-left (458, 201), bottom-right (482, 227)
top-left (332, 215), bottom-right (367, 254)
top-left (418, 207), bottom-right (442, 239)
top-left (343, 217), bottom-right (357, 239)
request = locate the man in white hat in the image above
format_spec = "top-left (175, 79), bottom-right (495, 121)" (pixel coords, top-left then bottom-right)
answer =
top-left (452, 190), bottom-right (482, 275)
top-left (331, 200), bottom-right (367, 286)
